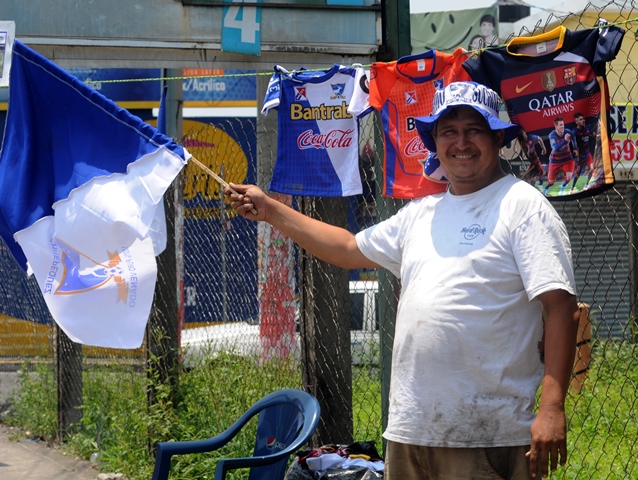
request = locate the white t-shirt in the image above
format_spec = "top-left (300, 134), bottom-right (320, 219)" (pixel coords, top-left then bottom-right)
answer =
top-left (356, 175), bottom-right (576, 448)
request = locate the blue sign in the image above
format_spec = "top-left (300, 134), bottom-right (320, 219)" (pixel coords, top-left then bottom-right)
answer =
top-left (222, 0), bottom-right (263, 56)
top-left (61, 68), bottom-right (256, 105)
top-left (181, 117), bottom-right (258, 324)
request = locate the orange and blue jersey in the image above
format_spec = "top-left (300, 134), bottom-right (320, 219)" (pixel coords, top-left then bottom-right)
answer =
top-left (366, 49), bottom-right (470, 198)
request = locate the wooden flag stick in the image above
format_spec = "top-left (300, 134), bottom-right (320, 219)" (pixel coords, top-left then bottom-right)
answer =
top-left (190, 157), bottom-right (258, 215)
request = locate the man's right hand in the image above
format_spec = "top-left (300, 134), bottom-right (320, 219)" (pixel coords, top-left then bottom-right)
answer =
top-left (225, 183), bottom-right (267, 222)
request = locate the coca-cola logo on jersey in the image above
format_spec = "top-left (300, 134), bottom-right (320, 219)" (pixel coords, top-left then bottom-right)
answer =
top-left (403, 135), bottom-right (428, 157)
top-left (298, 129), bottom-right (354, 149)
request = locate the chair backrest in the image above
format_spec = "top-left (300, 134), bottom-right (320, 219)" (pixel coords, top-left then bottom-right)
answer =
top-left (248, 396), bottom-right (309, 480)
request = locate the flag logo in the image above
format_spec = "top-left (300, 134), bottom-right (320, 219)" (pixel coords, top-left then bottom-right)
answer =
top-left (405, 91), bottom-right (418, 105)
top-left (294, 87), bottom-right (307, 101)
top-left (56, 246), bottom-right (125, 296)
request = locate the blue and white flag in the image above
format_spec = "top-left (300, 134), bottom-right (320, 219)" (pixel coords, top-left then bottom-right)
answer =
top-left (0, 41), bottom-right (189, 348)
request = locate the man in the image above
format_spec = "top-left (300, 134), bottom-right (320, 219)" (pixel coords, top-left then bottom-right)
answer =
top-left (226, 82), bottom-right (578, 479)
top-left (570, 112), bottom-right (596, 191)
top-left (545, 117), bottom-right (577, 194)
top-left (518, 128), bottom-right (547, 186)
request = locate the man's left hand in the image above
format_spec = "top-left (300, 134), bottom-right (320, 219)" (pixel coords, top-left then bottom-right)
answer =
top-left (527, 404), bottom-right (567, 477)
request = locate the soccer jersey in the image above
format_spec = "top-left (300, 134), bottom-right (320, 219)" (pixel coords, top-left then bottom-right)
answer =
top-left (262, 64), bottom-right (370, 197)
top-left (464, 24), bottom-right (625, 199)
top-left (355, 49), bottom-right (470, 199)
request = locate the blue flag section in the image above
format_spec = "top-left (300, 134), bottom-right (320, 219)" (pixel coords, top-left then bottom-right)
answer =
top-left (0, 41), bottom-right (189, 348)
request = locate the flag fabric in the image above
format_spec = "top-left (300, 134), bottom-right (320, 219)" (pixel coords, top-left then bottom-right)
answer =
top-left (0, 41), bottom-right (189, 348)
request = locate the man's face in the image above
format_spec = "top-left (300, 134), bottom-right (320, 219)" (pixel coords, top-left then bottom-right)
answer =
top-left (480, 21), bottom-right (494, 37)
top-left (575, 115), bottom-right (586, 128)
top-left (433, 106), bottom-right (504, 195)
top-left (555, 120), bottom-right (565, 135)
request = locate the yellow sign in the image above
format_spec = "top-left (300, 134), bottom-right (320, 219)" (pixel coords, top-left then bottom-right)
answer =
top-left (181, 119), bottom-right (249, 202)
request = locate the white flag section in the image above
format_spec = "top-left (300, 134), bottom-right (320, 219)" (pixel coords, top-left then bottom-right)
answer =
top-left (18, 220), bottom-right (158, 348)
top-left (16, 147), bottom-right (186, 348)
top-left (0, 41), bottom-right (189, 348)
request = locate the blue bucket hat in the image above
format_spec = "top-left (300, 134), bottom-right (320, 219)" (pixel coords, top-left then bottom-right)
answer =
top-left (415, 82), bottom-right (520, 153)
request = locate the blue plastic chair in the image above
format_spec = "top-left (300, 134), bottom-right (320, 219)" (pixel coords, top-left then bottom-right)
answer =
top-left (151, 388), bottom-right (320, 480)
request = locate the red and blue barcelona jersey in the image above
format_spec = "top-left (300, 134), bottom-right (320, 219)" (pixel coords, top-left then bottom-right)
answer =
top-left (364, 49), bottom-right (470, 199)
top-left (464, 25), bottom-right (625, 199)
top-left (262, 64), bottom-right (371, 197)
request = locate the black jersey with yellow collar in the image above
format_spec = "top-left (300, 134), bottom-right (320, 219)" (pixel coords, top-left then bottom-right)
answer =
top-left (463, 25), bottom-right (625, 200)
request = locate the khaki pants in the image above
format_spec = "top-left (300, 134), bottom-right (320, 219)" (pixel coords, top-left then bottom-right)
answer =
top-left (385, 441), bottom-right (538, 479)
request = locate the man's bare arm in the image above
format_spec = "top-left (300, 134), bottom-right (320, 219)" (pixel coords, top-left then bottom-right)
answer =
top-left (527, 289), bottom-right (579, 478)
top-left (225, 183), bottom-right (379, 270)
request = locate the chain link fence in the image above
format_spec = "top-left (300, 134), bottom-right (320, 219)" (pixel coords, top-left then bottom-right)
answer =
top-left (1, 2), bottom-right (638, 478)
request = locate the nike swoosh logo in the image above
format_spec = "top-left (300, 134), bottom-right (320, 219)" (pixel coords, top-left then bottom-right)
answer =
top-left (516, 81), bottom-right (534, 94)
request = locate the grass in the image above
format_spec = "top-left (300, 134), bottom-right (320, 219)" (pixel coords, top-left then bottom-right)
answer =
top-left (3, 340), bottom-right (636, 479)
top-left (554, 340), bottom-right (638, 479)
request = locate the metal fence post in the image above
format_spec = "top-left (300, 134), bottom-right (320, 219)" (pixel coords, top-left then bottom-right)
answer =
top-left (56, 324), bottom-right (82, 440)
top-left (300, 196), bottom-right (354, 446)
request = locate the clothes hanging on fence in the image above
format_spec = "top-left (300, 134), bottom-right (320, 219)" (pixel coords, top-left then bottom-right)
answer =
top-left (262, 64), bottom-right (370, 197)
top-left (463, 22), bottom-right (625, 200)
top-left (349, 48), bottom-right (470, 199)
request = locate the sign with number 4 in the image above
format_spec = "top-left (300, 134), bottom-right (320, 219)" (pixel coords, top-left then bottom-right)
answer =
top-left (222, 0), bottom-right (262, 56)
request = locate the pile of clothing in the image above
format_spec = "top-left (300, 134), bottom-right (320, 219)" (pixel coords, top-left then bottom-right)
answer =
top-left (285, 441), bottom-right (384, 480)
